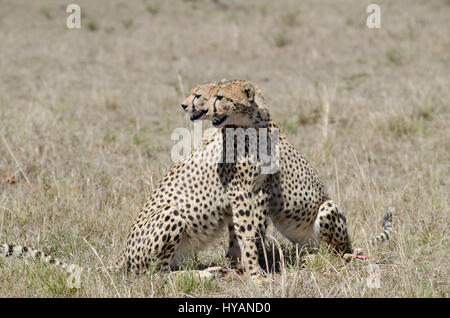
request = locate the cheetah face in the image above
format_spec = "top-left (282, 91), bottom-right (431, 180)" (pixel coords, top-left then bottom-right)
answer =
top-left (206, 83), bottom-right (258, 128)
top-left (181, 83), bottom-right (217, 122)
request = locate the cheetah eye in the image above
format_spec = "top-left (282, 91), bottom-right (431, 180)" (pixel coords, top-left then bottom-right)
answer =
top-left (194, 94), bottom-right (201, 99)
top-left (215, 95), bottom-right (223, 101)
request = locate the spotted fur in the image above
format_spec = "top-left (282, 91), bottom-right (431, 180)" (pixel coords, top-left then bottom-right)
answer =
top-left (0, 243), bottom-right (73, 271)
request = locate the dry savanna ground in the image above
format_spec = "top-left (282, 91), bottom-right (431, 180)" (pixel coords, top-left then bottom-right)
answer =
top-left (0, 0), bottom-right (449, 297)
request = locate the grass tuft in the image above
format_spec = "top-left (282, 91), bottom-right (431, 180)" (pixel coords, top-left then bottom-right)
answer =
top-left (385, 49), bottom-right (402, 65)
top-left (122, 19), bottom-right (133, 29)
top-left (281, 10), bottom-right (300, 27)
top-left (272, 29), bottom-right (291, 47)
top-left (40, 6), bottom-right (52, 20)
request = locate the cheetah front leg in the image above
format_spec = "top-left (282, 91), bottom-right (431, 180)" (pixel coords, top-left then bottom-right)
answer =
top-left (228, 190), bottom-right (269, 279)
top-left (225, 216), bottom-right (241, 267)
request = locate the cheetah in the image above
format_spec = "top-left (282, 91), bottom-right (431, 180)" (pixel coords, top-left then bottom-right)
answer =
top-left (181, 81), bottom-right (243, 264)
top-left (182, 79), bottom-right (393, 264)
top-left (0, 82), bottom-right (276, 279)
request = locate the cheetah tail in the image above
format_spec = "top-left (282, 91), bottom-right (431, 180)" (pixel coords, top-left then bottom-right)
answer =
top-left (369, 208), bottom-right (393, 245)
top-left (0, 243), bottom-right (78, 272)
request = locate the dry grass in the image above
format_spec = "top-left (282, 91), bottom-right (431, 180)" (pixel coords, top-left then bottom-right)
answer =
top-left (0, 0), bottom-right (449, 297)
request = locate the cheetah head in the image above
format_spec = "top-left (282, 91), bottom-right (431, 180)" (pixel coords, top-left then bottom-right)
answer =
top-left (205, 80), bottom-right (270, 128)
top-left (180, 83), bottom-right (218, 122)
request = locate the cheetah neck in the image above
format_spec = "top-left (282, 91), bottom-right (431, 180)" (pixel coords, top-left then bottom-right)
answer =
top-left (221, 107), bottom-right (271, 131)
top-left (250, 107), bottom-right (271, 128)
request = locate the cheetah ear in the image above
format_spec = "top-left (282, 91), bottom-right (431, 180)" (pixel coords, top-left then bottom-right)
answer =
top-left (244, 84), bottom-right (255, 102)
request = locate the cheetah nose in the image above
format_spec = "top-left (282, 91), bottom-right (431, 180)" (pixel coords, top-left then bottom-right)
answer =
top-left (181, 104), bottom-right (188, 110)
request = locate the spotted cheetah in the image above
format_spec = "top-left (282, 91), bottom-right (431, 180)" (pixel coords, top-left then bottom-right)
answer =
top-left (1, 82), bottom-right (276, 279)
top-left (182, 79), bottom-right (393, 263)
top-left (180, 81), bottom-right (243, 264)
